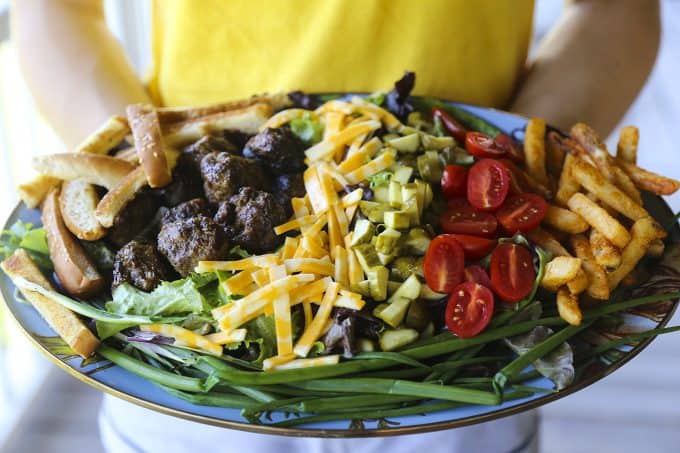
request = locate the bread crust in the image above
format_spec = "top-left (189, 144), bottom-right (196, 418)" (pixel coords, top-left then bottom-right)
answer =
top-left (127, 104), bottom-right (171, 188)
top-left (59, 179), bottom-right (105, 241)
top-left (32, 153), bottom-right (135, 190)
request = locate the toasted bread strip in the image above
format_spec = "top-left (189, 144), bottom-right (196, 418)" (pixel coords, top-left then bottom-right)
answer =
top-left (113, 146), bottom-right (139, 164)
top-left (75, 115), bottom-right (130, 155)
top-left (157, 92), bottom-right (291, 124)
top-left (17, 175), bottom-right (62, 209)
top-left (43, 189), bottom-right (105, 297)
top-left (127, 104), bottom-right (171, 188)
top-left (164, 103), bottom-right (273, 146)
top-left (95, 148), bottom-right (180, 228)
top-left (570, 158), bottom-right (648, 221)
top-left (615, 159), bottom-right (680, 195)
top-left (1, 249), bottom-right (100, 358)
top-left (59, 179), bottom-right (105, 241)
top-left (32, 153), bottom-right (135, 190)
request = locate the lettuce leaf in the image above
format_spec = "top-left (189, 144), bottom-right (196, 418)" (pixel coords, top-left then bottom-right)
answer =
top-left (290, 113), bottom-right (324, 144)
top-left (0, 220), bottom-right (52, 270)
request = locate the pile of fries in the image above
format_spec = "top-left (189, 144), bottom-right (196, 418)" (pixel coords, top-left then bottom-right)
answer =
top-left (523, 120), bottom-right (678, 325)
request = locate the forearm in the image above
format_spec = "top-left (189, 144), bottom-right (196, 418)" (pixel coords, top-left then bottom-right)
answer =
top-left (11, 0), bottom-right (150, 148)
top-left (511, 0), bottom-right (660, 137)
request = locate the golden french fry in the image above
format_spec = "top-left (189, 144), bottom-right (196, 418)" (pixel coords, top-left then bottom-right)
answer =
top-left (164, 103), bottom-right (273, 146)
top-left (524, 118), bottom-right (548, 186)
top-left (566, 268), bottom-right (589, 295)
top-left (615, 159), bottom-right (680, 195)
top-left (74, 115), bottom-right (130, 155)
top-left (616, 126), bottom-right (639, 164)
top-left (555, 154), bottom-right (581, 207)
top-left (32, 153), bottom-right (136, 190)
top-left (527, 227), bottom-right (572, 257)
top-left (557, 287), bottom-right (582, 326)
top-left (647, 239), bottom-right (665, 258)
top-left (567, 193), bottom-right (631, 248)
top-left (545, 131), bottom-right (566, 177)
top-left (541, 256), bottom-right (582, 292)
top-left (543, 204), bottom-right (589, 234)
top-left (570, 123), bottom-right (617, 182)
top-left (612, 166), bottom-right (643, 205)
top-left (589, 228), bottom-right (622, 270)
top-left (570, 158), bottom-right (648, 221)
top-left (570, 234), bottom-right (610, 300)
top-left (607, 216), bottom-right (667, 290)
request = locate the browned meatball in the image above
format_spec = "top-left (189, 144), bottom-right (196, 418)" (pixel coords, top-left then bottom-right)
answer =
top-left (243, 127), bottom-right (306, 175)
top-left (183, 135), bottom-right (238, 173)
top-left (155, 162), bottom-right (205, 207)
top-left (108, 190), bottom-right (160, 247)
top-left (112, 240), bottom-right (173, 292)
top-left (216, 187), bottom-right (287, 254)
top-left (161, 198), bottom-right (211, 226)
top-left (200, 152), bottom-right (266, 203)
top-left (157, 216), bottom-right (230, 276)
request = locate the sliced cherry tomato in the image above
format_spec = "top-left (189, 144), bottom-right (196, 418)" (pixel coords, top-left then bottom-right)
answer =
top-left (490, 243), bottom-right (536, 303)
top-left (423, 235), bottom-right (465, 293)
top-left (432, 107), bottom-right (467, 143)
top-left (493, 133), bottom-right (524, 163)
top-left (465, 132), bottom-right (506, 158)
top-left (466, 159), bottom-right (510, 211)
top-left (441, 165), bottom-right (468, 199)
top-left (440, 198), bottom-right (498, 237)
top-left (446, 234), bottom-right (496, 260)
top-left (445, 282), bottom-right (495, 338)
top-left (495, 193), bottom-right (548, 233)
top-left (463, 265), bottom-right (492, 288)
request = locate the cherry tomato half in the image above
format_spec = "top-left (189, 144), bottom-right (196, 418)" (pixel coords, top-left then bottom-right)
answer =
top-left (465, 132), bottom-right (506, 159)
top-left (432, 107), bottom-right (467, 143)
top-left (423, 235), bottom-right (465, 293)
top-left (446, 234), bottom-right (496, 260)
top-left (490, 243), bottom-right (536, 303)
top-left (467, 159), bottom-right (510, 211)
top-left (445, 282), bottom-right (495, 338)
top-left (441, 198), bottom-right (498, 237)
top-left (493, 133), bottom-right (524, 163)
top-left (441, 165), bottom-right (468, 199)
top-left (495, 193), bottom-right (548, 233)
top-left (463, 265), bottom-right (492, 288)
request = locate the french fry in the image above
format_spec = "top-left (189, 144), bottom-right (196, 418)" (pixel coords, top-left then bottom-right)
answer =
top-left (543, 204), bottom-right (589, 234)
top-left (647, 239), bottom-right (665, 258)
top-left (570, 158), bottom-right (648, 221)
top-left (541, 256), bottom-right (582, 292)
top-left (567, 193), bottom-right (630, 248)
top-left (607, 216), bottom-right (667, 290)
top-left (524, 118), bottom-right (548, 186)
top-left (612, 166), bottom-right (643, 205)
top-left (566, 269), bottom-right (589, 295)
top-left (17, 175), bottom-right (62, 209)
top-left (570, 123), bottom-right (616, 181)
top-left (32, 153), bottom-right (136, 190)
top-left (545, 131), bottom-right (566, 177)
top-left (555, 154), bottom-right (581, 207)
top-left (616, 126), bottom-right (639, 164)
top-left (74, 115), bottom-right (130, 155)
top-left (527, 227), bottom-right (572, 257)
top-left (557, 287), bottom-right (582, 326)
top-left (589, 228), bottom-right (622, 270)
top-left (569, 234), bottom-right (609, 300)
top-left (1, 249), bottom-right (100, 358)
top-left (615, 159), bottom-right (680, 195)
top-left (164, 103), bottom-right (272, 146)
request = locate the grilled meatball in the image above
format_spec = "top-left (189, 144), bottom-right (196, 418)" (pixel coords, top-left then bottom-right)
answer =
top-left (183, 135), bottom-right (238, 173)
top-left (161, 198), bottom-right (211, 226)
top-left (157, 216), bottom-right (230, 276)
top-left (273, 173), bottom-right (305, 215)
top-left (217, 187), bottom-right (287, 254)
top-left (200, 152), bottom-right (266, 203)
top-left (242, 127), bottom-right (306, 175)
top-left (112, 240), bottom-right (173, 292)
top-left (108, 190), bottom-right (160, 247)
top-left (155, 162), bottom-right (205, 207)
top-left (221, 129), bottom-right (252, 150)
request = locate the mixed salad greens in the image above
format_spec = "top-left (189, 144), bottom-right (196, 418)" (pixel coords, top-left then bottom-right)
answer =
top-left (2, 73), bottom-right (680, 429)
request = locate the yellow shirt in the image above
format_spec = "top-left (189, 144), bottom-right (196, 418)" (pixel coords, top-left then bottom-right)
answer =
top-left (150, 0), bottom-right (533, 108)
